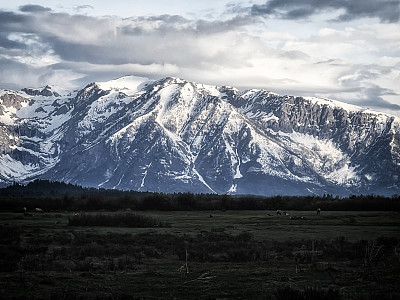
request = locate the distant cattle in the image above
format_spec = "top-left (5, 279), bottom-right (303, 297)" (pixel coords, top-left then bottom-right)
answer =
top-left (276, 210), bottom-right (282, 215)
top-left (22, 207), bottom-right (35, 217)
top-left (317, 208), bottom-right (321, 215)
top-left (35, 208), bottom-right (44, 213)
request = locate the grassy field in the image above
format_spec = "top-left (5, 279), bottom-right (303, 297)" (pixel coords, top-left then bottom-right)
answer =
top-left (1, 210), bottom-right (399, 299)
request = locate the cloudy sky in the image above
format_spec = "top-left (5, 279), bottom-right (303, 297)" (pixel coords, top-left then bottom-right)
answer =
top-left (1, 0), bottom-right (400, 115)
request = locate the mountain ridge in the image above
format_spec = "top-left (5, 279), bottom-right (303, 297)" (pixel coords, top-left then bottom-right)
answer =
top-left (1, 76), bottom-right (399, 196)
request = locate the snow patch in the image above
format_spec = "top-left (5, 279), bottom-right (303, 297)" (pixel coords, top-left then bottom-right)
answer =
top-left (281, 131), bottom-right (360, 185)
top-left (227, 184), bottom-right (237, 193)
top-left (97, 76), bottom-right (153, 94)
top-left (304, 96), bottom-right (363, 113)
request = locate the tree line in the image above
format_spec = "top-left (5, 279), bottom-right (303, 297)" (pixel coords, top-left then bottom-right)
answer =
top-left (0, 180), bottom-right (399, 211)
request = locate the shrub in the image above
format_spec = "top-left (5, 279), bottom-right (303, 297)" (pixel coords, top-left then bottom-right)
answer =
top-left (68, 212), bottom-right (169, 227)
top-left (274, 286), bottom-right (342, 300)
top-left (274, 286), bottom-right (303, 300)
top-left (303, 287), bottom-right (342, 300)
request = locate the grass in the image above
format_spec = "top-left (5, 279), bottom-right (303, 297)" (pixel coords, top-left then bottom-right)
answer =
top-left (140, 210), bottom-right (400, 241)
top-left (1, 210), bottom-right (399, 299)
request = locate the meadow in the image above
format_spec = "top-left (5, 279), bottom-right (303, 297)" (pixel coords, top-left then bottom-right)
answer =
top-left (1, 209), bottom-right (399, 299)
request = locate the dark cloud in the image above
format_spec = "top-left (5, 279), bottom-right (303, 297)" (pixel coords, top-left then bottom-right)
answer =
top-left (360, 86), bottom-right (400, 111)
top-left (339, 65), bottom-right (393, 86)
top-left (194, 15), bottom-right (256, 34)
top-left (120, 15), bottom-right (188, 36)
top-left (74, 5), bottom-right (94, 14)
top-left (333, 65), bottom-right (400, 112)
top-left (120, 14), bottom-right (254, 36)
top-left (50, 41), bottom-right (138, 65)
top-left (19, 4), bottom-right (51, 13)
top-left (75, 5), bottom-right (94, 11)
top-left (251, 0), bottom-right (400, 23)
top-left (0, 56), bottom-right (43, 89)
top-left (225, 2), bottom-right (251, 14)
top-left (314, 59), bottom-right (344, 66)
top-left (0, 11), bottom-right (31, 30)
top-left (0, 33), bottom-right (26, 50)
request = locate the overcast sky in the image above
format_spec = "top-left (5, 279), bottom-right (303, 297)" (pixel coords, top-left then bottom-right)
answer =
top-left (1, 1), bottom-right (400, 116)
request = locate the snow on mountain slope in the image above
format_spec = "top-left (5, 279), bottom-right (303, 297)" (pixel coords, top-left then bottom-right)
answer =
top-left (0, 76), bottom-right (399, 195)
top-left (0, 85), bottom-right (78, 182)
top-left (96, 75), bottom-right (154, 94)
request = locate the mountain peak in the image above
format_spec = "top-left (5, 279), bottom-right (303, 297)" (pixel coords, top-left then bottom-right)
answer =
top-left (95, 75), bottom-right (154, 94)
top-left (21, 85), bottom-right (60, 97)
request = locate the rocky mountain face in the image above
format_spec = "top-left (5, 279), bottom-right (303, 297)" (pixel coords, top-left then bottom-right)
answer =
top-left (0, 76), bottom-right (399, 196)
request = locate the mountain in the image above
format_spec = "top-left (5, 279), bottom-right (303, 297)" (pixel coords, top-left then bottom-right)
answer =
top-left (1, 76), bottom-right (399, 196)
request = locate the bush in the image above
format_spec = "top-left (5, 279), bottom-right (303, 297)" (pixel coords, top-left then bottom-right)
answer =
top-left (68, 212), bottom-right (169, 227)
top-left (274, 286), bottom-right (303, 300)
top-left (303, 287), bottom-right (342, 300)
top-left (274, 286), bottom-right (342, 300)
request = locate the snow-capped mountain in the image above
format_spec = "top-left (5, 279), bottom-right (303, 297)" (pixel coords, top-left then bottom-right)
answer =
top-left (1, 76), bottom-right (399, 196)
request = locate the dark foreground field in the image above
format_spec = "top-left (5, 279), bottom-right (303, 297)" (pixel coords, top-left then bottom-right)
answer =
top-left (1, 210), bottom-right (399, 299)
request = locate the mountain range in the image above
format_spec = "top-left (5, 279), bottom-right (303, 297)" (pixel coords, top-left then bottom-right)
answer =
top-left (1, 76), bottom-right (399, 196)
